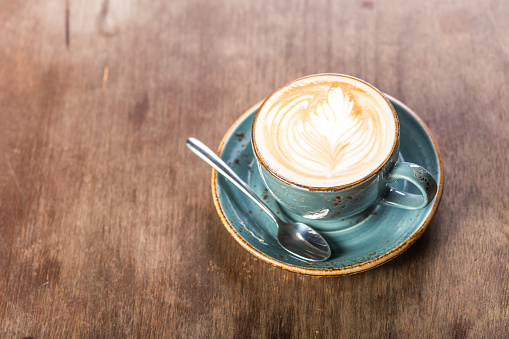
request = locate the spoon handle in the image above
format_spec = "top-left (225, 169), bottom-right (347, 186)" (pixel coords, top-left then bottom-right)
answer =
top-left (186, 138), bottom-right (278, 224)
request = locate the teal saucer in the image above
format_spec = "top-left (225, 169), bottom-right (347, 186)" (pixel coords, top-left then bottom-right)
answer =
top-left (211, 96), bottom-right (443, 275)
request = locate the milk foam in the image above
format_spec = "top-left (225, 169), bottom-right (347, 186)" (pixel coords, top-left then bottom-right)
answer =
top-left (253, 75), bottom-right (397, 187)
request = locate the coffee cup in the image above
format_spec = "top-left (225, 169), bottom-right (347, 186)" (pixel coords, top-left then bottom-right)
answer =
top-left (251, 74), bottom-right (438, 231)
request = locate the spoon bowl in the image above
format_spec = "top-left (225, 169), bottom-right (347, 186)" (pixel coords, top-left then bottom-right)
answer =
top-left (186, 137), bottom-right (331, 262)
top-left (277, 221), bottom-right (331, 261)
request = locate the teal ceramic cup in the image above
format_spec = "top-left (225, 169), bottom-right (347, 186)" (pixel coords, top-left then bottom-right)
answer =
top-left (251, 74), bottom-right (438, 231)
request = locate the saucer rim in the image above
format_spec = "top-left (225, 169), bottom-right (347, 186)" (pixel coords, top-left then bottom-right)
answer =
top-left (211, 96), bottom-right (444, 275)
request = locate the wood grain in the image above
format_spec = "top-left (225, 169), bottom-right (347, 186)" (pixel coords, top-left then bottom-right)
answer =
top-left (1, 0), bottom-right (508, 337)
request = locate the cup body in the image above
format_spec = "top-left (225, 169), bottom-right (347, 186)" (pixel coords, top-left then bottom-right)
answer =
top-left (252, 74), bottom-right (401, 231)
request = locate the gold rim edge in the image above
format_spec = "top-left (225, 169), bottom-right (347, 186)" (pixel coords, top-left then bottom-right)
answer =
top-left (211, 97), bottom-right (444, 276)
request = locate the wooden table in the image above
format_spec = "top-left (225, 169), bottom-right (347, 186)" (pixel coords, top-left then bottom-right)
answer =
top-left (1, 0), bottom-right (508, 337)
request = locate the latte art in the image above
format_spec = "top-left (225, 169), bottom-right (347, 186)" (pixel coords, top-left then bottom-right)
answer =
top-left (253, 75), bottom-right (397, 187)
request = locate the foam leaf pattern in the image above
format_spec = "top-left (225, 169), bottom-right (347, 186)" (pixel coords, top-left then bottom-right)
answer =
top-left (262, 82), bottom-right (390, 182)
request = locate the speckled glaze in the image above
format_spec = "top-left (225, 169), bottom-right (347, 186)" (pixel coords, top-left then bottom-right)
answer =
top-left (211, 96), bottom-right (443, 275)
top-left (257, 149), bottom-right (437, 231)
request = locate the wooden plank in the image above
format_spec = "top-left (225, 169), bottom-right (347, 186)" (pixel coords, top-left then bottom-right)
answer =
top-left (0, 0), bottom-right (508, 337)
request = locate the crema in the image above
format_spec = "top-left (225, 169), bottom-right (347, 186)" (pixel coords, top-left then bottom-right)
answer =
top-left (253, 75), bottom-right (397, 187)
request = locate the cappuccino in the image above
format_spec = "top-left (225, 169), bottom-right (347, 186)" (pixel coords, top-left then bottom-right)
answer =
top-left (253, 74), bottom-right (397, 187)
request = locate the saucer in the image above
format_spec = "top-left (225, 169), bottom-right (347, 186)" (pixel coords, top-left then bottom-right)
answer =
top-left (211, 96), bottom-right (443, 275)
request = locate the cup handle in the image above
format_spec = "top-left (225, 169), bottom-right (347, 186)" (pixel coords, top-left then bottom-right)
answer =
top-left (380, 162), bottom-right (438, 209)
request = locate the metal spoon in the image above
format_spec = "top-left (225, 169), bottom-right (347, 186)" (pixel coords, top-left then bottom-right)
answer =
top-left (186, 137), bottom-right (331, 261)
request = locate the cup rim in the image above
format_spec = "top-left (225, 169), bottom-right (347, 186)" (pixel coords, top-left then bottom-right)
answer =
top-left (251, 73), bottom-right (400, 191)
